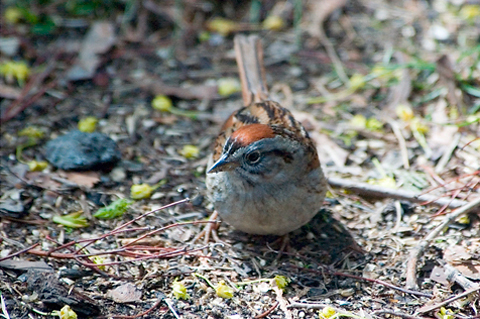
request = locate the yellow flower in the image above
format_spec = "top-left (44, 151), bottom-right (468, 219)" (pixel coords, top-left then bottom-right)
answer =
top-left (28, 160), bottom-right (48, 171)
top-left (348, 73), bottom-right (366, 91)
top-left (273, 275), bottom-right (290, 289)
top-left (396, 104), bottom-right (414, 122)
top-left (18, 126), bottom-right (44, 139)
top-left (459, 5), bottom-right (480, 20)
top-left (0, 61), bottom-right (30, 86)
top-left (59, 305), bottom-right (78, 319)
top-left (91, 255), bottom-right (106, 270)
top-left (410, 117), bottom-right (429, 134)
top-left (366, 117), bottom-right (383, 131)
top-left (217, 78), bottom-right (241, 97)
top-left (438, 307), bottom-right (455, 319)
top-left (4, 7), bottom-right (23, 24)
top-left (179, 145), bottom-right (199, 159)
top-left (368, 176), bottom-right (396, 189)
top-left (215, 281), bottom-right (234, 299)
top-left (172, 280), bottom-right (190, 300)
top-left (263, 16), bottom-right (285, 31)
top-left (130, 183), bottom-right (153, 199)
top-left (206, 18), bottom-right (237, 36)
top-left (152, 95), bottom-right (173, 112)
top-left (319, 306), bottom-right (337, 319)
top-left (457, 215), bottom-right (470, 224)
top-left (78, 117), bottom-right (98, 133)
top-left (349, 114), bottom-right (367, 129)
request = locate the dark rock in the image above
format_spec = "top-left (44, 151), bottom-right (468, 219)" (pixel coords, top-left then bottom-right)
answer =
top-left (45, 130), bottom-right (121, 171)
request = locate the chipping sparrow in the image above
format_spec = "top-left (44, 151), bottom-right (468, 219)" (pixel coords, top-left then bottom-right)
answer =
top-left (206, 35), bottom-right (327, 236)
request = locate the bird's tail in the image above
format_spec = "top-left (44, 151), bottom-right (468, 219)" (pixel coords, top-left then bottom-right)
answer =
top-left (234, 34), bottom-right (269, 106)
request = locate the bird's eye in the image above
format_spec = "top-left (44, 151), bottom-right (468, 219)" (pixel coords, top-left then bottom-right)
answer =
top-left (245, 151), bottom-right (261, 165)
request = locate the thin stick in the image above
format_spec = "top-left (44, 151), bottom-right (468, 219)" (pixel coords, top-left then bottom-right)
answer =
top-left (389, 120), bottom-right (410, 169)
top-left (164, 298), bottom-right (181, 319)
top-left (371, 310), bottom-right (424, 319)
top-left (99, 295), bottom-right (164, 319)
top-left (0, 243), bottom-right (39, 262)
top-left (287, 264), bottom-right (433, 298)
top-left (253, 302), bottom-right (279, 319)
top-left (417, 286), bottom-right (480, 314)
top-left (405, 196), bottom-right (480, 290)
top-left (74, 198), bottom-right (189, 254)
top-left (327, 177), bottom-right (468, 208)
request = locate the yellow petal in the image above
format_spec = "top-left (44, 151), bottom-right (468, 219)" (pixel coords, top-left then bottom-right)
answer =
top-left (263, 16), bottom-right (285, 31)
top-left (78, 117), bottom-right (98, 133)
top-left (152, 95), bottom-right (173, 112)
top-left (215, 281), bottom-right (234, 299)
top-left (179, 145), bottom-right (199, 159)
top-left (217, 78), bottom-right (241, 97)
top-left (130, 183), bottom-right (153, 199)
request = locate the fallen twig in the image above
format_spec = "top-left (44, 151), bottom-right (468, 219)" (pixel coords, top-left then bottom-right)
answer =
top-left (74, 198), bottom-right (190, 254)
top-left (327, 177), bottom-right (468, 208)
top-left (164, 298), bottom-right (181, 319)
top-left (439, 261), bottom-right (479, 290)
top-left (99, 294), bottom-right (165, 319)
top-left (417, 286), bottom-right (480, 314)
top-left (287, 264), bottom-right (433, 298)
top-left (287, 301), bottom-right (368, 318)
top-left (253, 302), bottom-right (279, 319)
top-left (0, 199), bottom-right (219, 278)
top-left (405, 196), bottom-right (480, 290)
top-left (0, 243), bottom-right (39, 262)
top-left (371, 310), bottom-right (424, 319)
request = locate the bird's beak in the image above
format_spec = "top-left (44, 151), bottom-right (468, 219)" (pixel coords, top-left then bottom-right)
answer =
top-left (207, 154), bottom-right (238, 173)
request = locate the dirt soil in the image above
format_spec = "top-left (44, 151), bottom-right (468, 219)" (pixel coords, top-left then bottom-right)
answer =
top-left (1, 0), bottom-right (479, 318)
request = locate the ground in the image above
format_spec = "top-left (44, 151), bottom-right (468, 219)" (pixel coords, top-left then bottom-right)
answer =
top-left (0, 0), bottom-right (479, 318)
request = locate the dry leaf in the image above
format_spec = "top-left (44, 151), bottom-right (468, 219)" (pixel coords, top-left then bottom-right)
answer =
top-left (67, 22), bottom-right (116, 81)
top-left (64, 171), bottom-right (100, 188)
top-left (444, 241), bottom-right (480, 280)
top-left (107, 283), bottom-right (142, 303)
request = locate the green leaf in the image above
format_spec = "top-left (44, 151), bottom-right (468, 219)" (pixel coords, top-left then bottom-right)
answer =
top-left (53, 211), bottom-right (89, 228)
top-left (31, 19), bottom-right (56, 35)
top-left (461, 83), bottom-right (480, 98)
top-left (93, 198), bottom-right (132, 219)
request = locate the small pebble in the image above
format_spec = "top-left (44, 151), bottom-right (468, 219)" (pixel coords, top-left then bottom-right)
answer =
top-left (429, 24), bottom-right (450, 40)
top-left (110, 167), bottom-right (126, 182)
